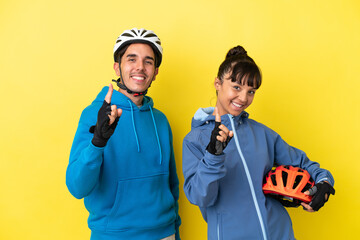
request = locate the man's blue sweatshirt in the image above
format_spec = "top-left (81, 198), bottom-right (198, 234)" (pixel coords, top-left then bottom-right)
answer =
top-left (66, 86), bottom-right (181, 240)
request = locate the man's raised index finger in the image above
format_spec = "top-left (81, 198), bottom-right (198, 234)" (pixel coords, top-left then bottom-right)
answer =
top-left (105, 84), bottom-right (113, 104)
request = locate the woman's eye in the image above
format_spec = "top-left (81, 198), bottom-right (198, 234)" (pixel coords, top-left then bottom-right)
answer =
top-left (233, 86), bottom-right (240, 90)
top-left (249, 91), bottom-right (255, 95)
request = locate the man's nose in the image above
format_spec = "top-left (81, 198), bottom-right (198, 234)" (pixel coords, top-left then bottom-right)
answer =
top-left (136, 61), bottom-right (145, 71)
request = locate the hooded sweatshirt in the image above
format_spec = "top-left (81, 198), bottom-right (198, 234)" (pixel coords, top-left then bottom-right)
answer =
top-left (66, 86), bottom-right (181, 240)
top-left (182, 107), bottom-right (334, 240)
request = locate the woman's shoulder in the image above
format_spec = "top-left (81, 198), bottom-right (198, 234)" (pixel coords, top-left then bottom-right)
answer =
top-left (247, 118), bottom-right (279, 137)
top-left (184, 125), bottom-right (210, 145)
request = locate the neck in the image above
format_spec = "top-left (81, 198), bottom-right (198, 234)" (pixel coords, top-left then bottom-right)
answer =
top-left (118, 88), bottom-right (144, 106)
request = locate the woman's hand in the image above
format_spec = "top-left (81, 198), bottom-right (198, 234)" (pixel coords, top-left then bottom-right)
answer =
top-left (301, 181), bottom-right (335, 212)
top-left (206, 107), bottom-right (234, 155)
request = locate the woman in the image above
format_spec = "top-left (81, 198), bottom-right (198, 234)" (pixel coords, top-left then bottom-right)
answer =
top-left (182, 46), bottom-right (335, 240)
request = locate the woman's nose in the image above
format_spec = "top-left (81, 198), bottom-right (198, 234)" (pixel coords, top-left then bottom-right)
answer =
top-left (237, 91), bottom-right (247, 102)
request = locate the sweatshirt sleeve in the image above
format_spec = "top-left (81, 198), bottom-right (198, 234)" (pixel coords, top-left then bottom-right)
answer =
top-left (182, 131), bottom-right (227, 207)
top-left (66, 106), bottom-right (105, 199)
top-left (168, 130), bottom-right (181, 240)
top-left (273, 134), bottom-right (335, 186)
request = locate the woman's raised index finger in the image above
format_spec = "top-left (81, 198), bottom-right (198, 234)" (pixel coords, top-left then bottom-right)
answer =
top-left (214, 107), bottom-right (221, 123)
top-left (104, 84), bottom-right (113, 104)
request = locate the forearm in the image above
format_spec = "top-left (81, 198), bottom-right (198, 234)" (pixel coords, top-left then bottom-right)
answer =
top-left (183, 150), bottom-right (226, 207)
top-left (66, 142), bottom-right (104, 199)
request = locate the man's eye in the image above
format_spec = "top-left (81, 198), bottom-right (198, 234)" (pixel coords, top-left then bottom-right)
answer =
top-left (145, 61), bottom-right (153, 65)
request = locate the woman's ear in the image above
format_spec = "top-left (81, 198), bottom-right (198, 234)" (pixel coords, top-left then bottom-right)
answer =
top-left (214, 77), bottom-right (221, 90)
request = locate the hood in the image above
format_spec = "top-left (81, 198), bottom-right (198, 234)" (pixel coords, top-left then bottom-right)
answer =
top-left (191, 107), bottom-right (250, 129)
top-left (92, 86), bottom-right (154, 111)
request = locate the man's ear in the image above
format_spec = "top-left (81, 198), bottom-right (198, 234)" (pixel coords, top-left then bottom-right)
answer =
top-left (113, 62), bottom-right (120, 76)
top-left (152, 68), bottom-right (159, 81)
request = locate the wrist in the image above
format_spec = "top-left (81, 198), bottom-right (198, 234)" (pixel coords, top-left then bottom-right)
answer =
top-left (91, 136), bottom-right (107, 147)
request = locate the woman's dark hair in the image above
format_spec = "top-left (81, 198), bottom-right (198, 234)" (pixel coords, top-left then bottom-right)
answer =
top-left (217, 45), bottom-right (262, 89)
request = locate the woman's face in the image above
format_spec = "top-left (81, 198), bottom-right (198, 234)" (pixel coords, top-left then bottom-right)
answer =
top-left (215, 72), bottom-right (257, 116)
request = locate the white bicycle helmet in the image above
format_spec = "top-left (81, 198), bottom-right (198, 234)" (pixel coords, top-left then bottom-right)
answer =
top-left (113, 28), bottom-right (163, 67)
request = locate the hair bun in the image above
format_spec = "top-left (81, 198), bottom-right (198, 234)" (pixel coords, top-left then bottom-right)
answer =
top-left (226, 45), bottom-right (247, 59)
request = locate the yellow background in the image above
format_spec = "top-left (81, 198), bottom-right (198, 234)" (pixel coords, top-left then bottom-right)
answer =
top-left (1, 0), bottom-right (359, 239)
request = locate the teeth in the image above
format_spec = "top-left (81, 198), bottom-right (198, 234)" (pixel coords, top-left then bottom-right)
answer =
top-left (132, 76), bottom-right (145, 80)
top-left (232, 102), bottom-right (243, 108)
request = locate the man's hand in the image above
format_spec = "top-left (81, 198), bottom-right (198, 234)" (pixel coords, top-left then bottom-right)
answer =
top-left (206, 107), bottom-right (234, 155)
top-left (90, 84), bottom-right (122, 147)
top-left (104, 84), bottom-right (122, 125)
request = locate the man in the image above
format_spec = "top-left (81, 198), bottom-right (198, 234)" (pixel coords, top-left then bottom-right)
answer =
top-left (66, 28), bottom-right (181, 240)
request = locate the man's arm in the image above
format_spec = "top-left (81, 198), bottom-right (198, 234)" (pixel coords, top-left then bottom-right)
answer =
top-left (66, 85), bottom-right (122, 199)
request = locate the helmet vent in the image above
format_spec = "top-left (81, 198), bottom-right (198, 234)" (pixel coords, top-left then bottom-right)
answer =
top-left (121, 33), bottom-right (133, 37)
top-left (144, 33), bottom-right (157, 38)
top-left (130, 29), bottom-right (137, 35)
top-left (282, 171), bottom-right (288, 187)
top-left (139, 29), bottom-right (146, 36)
top-left (270, 175), bottom-right (277, 186)
top-left (293, 176), bottom-right (303, 189)
top-left (302, 183), bottom-right (313, 193)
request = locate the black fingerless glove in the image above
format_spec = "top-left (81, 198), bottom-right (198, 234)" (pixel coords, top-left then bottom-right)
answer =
top-left (89, 101), bottom-right (119, 147)
top-left (308, 181), bottom-right (335, 211)
top-left (206, 121), bottom-right (232, 155)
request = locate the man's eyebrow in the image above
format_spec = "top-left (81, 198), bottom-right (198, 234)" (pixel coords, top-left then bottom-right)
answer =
top-left (126, 54), bottom-right (137, 58)
top-left (126, 54), bottom-right (154, 61)
top-left (145, 56), bottom-right (155, 61)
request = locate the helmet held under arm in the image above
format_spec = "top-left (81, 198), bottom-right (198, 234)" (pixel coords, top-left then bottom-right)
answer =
top-left (262, 165), bottom-right (315, 207)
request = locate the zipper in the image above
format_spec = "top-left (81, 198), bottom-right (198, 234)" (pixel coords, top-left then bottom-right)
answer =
top-left (228, 115), bottom-right (268, 240)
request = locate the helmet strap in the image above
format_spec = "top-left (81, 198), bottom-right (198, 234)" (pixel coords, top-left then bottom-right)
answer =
top-left (112, 78), bottom-right (148, 97)
top-left (112, 61), bottom-right (152, 97)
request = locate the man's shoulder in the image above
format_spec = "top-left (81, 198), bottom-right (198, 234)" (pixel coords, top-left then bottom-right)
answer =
top-left (150, 107), bottom-right (168, 120)
top-left (78, 101), bottom-right (102, 124)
